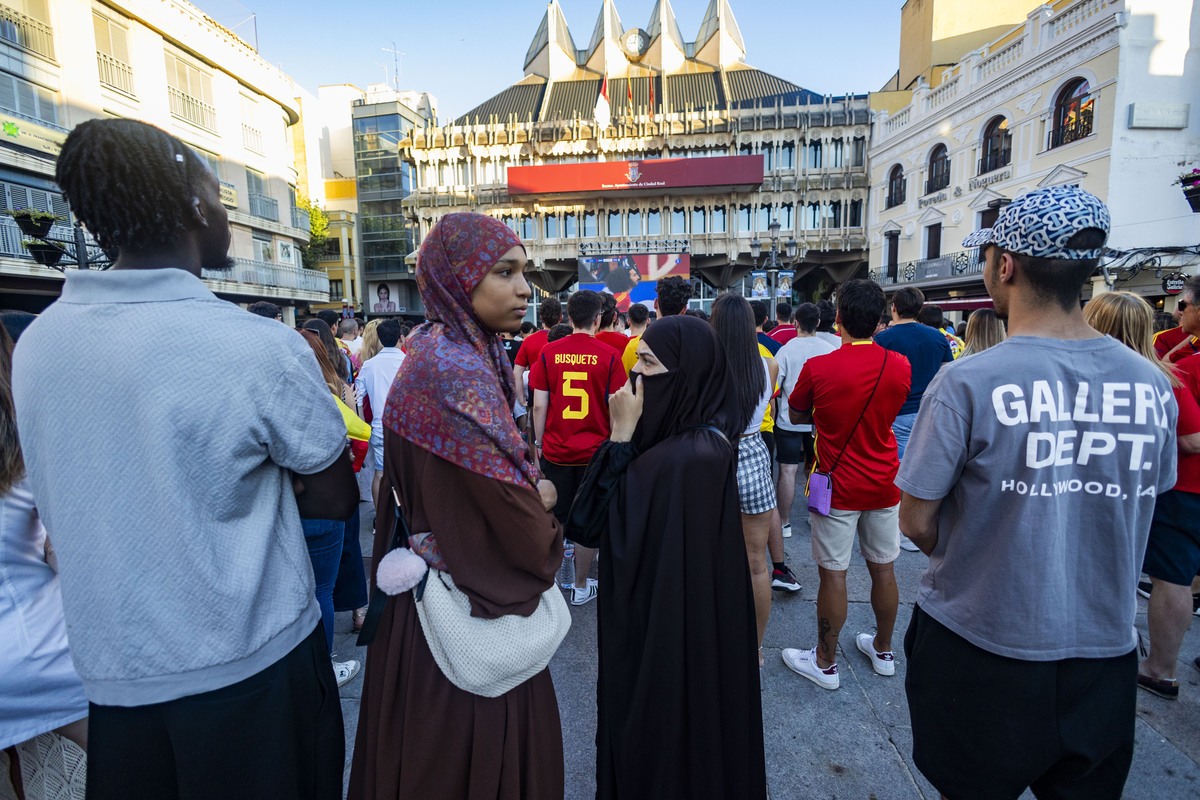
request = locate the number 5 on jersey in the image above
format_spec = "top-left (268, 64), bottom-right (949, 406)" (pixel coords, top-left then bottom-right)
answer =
top-left (561, 371), bottom-right (590, 420)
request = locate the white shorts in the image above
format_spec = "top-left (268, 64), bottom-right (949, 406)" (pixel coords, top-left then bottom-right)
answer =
top-left (370, 428), bottom-right (384, 473)
top-left (809, 504), bottom-right (900, 570)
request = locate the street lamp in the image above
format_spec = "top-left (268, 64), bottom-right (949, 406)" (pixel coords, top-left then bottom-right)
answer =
top-left (750, 218), bottom-right (798, 320)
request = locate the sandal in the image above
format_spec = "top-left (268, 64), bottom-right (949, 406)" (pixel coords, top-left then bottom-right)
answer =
top-left (352, 606), bottom-right (368, 634)
top-left (1137, 671), bottom-right (1178, 700)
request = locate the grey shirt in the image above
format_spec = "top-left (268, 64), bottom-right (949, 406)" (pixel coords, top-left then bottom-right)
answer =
top-left (13, 269), bottom-right (347, 705)
top-left (896, 336), bottom-right (1177, 660)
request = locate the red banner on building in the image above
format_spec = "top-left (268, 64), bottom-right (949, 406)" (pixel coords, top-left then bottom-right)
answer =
top-left (507, 156), bottom-right (763, 197)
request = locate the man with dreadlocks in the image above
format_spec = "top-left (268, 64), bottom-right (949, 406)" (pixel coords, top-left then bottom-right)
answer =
top-left (11, 118), bottom-right (358, 799)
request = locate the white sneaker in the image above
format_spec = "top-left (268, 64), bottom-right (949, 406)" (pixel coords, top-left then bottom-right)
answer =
top-left (899, 536), bottom-right (921, 552)
top-left (855, 633), bottom-right (896, 676)
top-left (782, 523), bottom-right (792, 539)
top-left (781, 647), bottom-right (839, 690)
top-left (571, 578), bottom-right (598, 606)
top-left (333, 659), bottom-right (360, 687)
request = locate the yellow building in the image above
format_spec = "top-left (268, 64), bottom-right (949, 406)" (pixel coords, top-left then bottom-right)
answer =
top-left (867, 0), bottom-right (1200, 315)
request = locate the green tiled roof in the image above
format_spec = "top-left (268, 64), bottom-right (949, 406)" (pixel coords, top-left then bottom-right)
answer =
top-left (725, 69), bottom-right (822, 109)
top-left (456, 81), bottom-right (546, 125)
top-left (543, 79), bottom-right (602, 120)
top-left (666, 73), bottom-right (723, 113)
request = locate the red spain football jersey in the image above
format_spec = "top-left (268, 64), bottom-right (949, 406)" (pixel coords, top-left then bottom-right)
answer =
top-left (529, 333), bottom-right (627, 465)
top-left (595, 331), bottom-right (628, 357)
top-left (514, 329), bottom-right (550, 368)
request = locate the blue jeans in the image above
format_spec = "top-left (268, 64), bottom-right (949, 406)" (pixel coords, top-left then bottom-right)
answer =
top-left (333, 506), bottom-right (369, 612)
top-left (302, 518), bottom-right (345, 654)
top-left (892, 412), bottom-right (918, 461)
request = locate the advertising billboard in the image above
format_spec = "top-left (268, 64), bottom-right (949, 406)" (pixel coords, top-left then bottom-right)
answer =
top-left (367, 281), bottom-right (405, 314)
top-left (577, 253), bottom-right (690, 312)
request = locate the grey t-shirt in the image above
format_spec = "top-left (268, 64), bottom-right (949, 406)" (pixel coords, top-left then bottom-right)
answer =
top-left (773, 335), bottom-right (836, 432)
top-left (13, 269), bottom-right (347, 705)
top-left (896, 335), bottom-right (1177, 660)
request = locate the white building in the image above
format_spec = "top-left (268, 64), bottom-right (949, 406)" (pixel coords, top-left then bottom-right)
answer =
top-left (867, 0), bottom-right (1200, 315)
top-left (0, 0), bottom-right (328, 320)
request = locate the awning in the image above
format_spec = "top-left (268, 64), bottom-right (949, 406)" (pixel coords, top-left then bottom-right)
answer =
top-left (931, 297), bottom-right (994, 311)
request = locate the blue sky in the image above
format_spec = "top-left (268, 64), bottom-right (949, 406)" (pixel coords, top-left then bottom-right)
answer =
top-left (194, 0), bottom-right (902, 120)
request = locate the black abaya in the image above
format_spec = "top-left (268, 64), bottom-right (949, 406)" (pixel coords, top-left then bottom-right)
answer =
top-left (569, 316), bottom-right (765, 800)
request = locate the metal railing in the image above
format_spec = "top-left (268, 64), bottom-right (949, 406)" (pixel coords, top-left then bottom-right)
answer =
top-left (248, 192), bottom-right (278, 222)
top-left (1047, 114), bottom-right (1094, 150)
top-left (925, 171), bottom-right (950, 195)
top-left (96, 52), bottom-right (134, 96)
top-left (242, 124), bottom-right (263, 155)
top-left (978, 147), bottom-right (1012, 175)
top-left (168, 86), bottom-right (217, 132)
top-left (290, 205), bottom-right (310, 231)
top-left (202, 258), bottom-right (329, 295)
top-left (0, 5), bottom-right (53, 59)
top-left (872, 249), bottom-right (983, 286)
top-left (885, 179), bottom-right (906, 209)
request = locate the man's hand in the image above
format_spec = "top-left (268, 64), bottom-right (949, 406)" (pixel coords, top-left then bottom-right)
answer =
top-left (537, 479), bottom-right (558, 511)
top-left (899, 491), bottom-right (942, 555)
top-left (609, 375), bottom-right (644, 442)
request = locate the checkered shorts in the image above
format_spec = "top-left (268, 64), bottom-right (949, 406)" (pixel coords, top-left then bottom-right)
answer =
top-left (736, 432), bottom-right (777, 515)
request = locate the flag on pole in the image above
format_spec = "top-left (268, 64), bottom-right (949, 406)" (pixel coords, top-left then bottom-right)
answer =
top-left (649, 78), bottom-right (655, 119)
top-left (627, 77), bottom-right (634, 117)
top-left (594, 74), bottom-right (611, 129)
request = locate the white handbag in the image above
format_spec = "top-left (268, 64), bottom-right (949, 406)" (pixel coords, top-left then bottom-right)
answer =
top-left (414, 568), bottom-right (571, 698)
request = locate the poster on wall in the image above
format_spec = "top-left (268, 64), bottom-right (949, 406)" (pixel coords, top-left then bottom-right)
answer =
top-left (776, 270), bottom-right (794, 298)
top-left (367, 281), bottom-right (400, 314)
top-left (576, 252), bottom-right (690, 312)
top-left (750, 271), bottom-right (769, 299)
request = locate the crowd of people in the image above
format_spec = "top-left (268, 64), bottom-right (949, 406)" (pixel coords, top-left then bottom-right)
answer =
top-left (1, 118), bottom-right (1195, 800)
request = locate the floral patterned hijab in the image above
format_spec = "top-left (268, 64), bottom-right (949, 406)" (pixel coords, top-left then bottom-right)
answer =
top-left (383, 212), bottom-right (537, 487)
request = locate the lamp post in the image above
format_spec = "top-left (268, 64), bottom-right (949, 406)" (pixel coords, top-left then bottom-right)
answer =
top-left (749, 218), bottom-right (798, 321)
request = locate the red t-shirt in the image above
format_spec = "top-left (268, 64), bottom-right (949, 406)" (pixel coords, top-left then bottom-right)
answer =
top-left (788, 342), bottom-right (912, 510)
top-left (529, 333), bottom-right (627, 465)
top-left (1170, 355), bottom-right (1200, 494)
top-left (1153, 326), bottom-right (1200, 363)
top-left (769, 324), bottom-right (798, 346)
top-left (595, 331), bottom-right (628, 356)
top-left (514, 329), bottom-right (550, 368)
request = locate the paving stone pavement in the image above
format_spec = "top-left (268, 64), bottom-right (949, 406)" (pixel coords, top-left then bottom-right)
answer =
top-left (334, 492), bottom-right (1200, 799)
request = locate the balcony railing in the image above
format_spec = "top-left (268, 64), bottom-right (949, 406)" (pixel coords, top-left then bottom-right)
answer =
top-left (202, 258), bottom-right (329, 295)
top-left (0, 5), bottom-right (53, 59)
top-left (925, 171), bottom-right (951, 195)
top-left (96, 52), bottom-right (134, 96)
top-left (978, 148), bottom-right (1012, 175)
top-left (290, 205), bottom-right (310, 231)
top-left (873, 249), bottom-right (984, 286)
top-left (168, 86), bottom-right (217, 132)
top-left (248, 192), bottom-right (279, 222)
top-left (885, 180), bottom-right (906, 209)
top-left (242, 124), bottom-right (263, 155)
top-left (1047, 114), bottom-right (1094, 150)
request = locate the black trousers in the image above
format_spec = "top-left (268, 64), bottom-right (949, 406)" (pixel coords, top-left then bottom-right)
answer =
top-left (905, 605), bottom-right (1135, 800)
top-left (86, 624), bottom-right (344, 800)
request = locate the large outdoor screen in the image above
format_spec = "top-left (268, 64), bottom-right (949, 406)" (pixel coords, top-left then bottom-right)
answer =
top-left (576, 252), bottom-right (690, 312)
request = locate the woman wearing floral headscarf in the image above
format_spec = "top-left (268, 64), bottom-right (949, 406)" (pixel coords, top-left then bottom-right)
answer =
top-left (347, 213), bottom-right (563, 799)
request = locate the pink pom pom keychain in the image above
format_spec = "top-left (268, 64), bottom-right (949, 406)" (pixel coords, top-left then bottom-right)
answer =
top-left (377, 548), bottom-right (428, 596)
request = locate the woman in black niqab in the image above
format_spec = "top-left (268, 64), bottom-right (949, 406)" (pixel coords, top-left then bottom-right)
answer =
top-left (568, 315), bottom-right (765, 800)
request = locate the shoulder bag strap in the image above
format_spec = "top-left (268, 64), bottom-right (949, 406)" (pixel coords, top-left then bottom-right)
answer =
top-left (822, 350), bottom-right (888, 476)
top-left (356, 486), bottom-right (417, 647)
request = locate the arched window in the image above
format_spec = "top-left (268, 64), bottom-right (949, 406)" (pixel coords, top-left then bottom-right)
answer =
top-left (886, 164), bottom-right (906, 209)
top-left (926, 144), bottom-right (950, 194)
top-left (1050, 79), bottom-right (1094, 149)
top-left (979, 116), bottom-right (1011, 175)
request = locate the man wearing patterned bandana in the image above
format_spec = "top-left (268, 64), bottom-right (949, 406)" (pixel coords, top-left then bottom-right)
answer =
top-left (896, 186), bottom-right (1177, 798)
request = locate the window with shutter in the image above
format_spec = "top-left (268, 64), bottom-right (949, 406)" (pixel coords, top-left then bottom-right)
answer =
top-left (0, 70), bottom-right (58, 126)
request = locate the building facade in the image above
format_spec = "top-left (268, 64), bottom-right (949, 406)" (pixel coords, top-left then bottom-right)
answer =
top-left (0, 0), bottom-right (328, 319)
top-left (867, 0), bottom-right (1200, 315)
top-left (398, 0), bottom-right (871, 315)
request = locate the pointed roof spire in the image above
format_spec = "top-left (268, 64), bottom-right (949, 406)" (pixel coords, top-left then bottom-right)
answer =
top-left (695, 0), bottom-right (745, 53)
top-left (587, 0), bottom-right (624, 60)
top-left (646, 0), bottom-right (684, 51)
top-left (525, 1), bottom-right (578, 78)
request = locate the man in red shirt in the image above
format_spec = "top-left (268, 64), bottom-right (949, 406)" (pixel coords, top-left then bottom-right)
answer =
top-left (1153, 299), bottom-right (1200, 362)
top-left (513, 296), bottom-right (563, 397)
top-left (595, 292), bottom-right (629, 356)
top-left (531, 290), bottom-right (627, 605)
top-left (1139, 276), bottom-right (1200, 698)
top-left (783, 279), bottom-right (912, 690)
top-left (769, 302), bottom-right (798, 346)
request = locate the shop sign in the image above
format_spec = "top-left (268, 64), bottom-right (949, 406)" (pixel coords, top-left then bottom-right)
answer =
top-left (507, 155), bottom-right (763, 197)
top-left (919, 192), bottom-right (947, 208)
top-left (0, 112), bottom-right (66, 156)
top-left (1163, 273), bottom-right (1186, 295)
top-left (969, 171), bottom-right (1010, 191)
top-left (219, 181), bottom-right (239, 209)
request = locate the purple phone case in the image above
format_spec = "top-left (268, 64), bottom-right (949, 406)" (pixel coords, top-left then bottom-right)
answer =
top-left (807, 471), bottom-right (833, 516)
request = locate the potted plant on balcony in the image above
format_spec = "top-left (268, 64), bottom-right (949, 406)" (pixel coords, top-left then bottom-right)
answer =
top-left (6, 209), bottom-right (61, 238)
top-left (21, 240), bottom-right (66, 267)
top-left (1177, 168), bottom-right (1200, 213)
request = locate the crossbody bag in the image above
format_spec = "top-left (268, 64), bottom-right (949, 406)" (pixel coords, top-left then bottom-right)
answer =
top-left (806, 350), bottom-right (888, 516)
